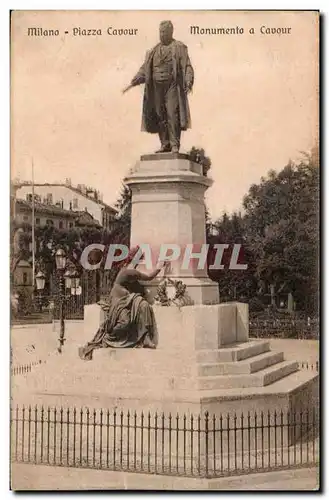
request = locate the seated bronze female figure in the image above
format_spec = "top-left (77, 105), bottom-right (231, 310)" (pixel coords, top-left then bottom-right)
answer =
top-left (78, 248), bottom-right (166, 360)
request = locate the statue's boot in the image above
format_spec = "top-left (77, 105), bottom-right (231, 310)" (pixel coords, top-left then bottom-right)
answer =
top-left (171, 146), bottom-right (179, 153)
top-left (155, 144), bottom-right (171, 153)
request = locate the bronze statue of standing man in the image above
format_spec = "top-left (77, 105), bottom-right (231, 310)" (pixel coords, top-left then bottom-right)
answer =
top-left (123, 21), bottom-right (194, 153)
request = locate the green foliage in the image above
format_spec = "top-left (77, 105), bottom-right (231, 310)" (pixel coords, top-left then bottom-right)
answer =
top-left (188, 147), bottom-right (212, 176)
top-left (207, 211), bottom-right (258, 302)
top-left (112, 184), bottom-right (131, 247)
top-left (210, 146), bottom-right (319, 315)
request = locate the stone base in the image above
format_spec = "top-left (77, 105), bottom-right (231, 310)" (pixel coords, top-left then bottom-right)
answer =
top-left (12, 302), bottom-right (318, 451)
top-left (82, 300), bottom-right (247, 350)
top-left (13, 304), bottom-right (318, 413)
top-left (11, 463), bottom-right (320, 490)
top-left (12, 345), bottom-right (318, 452)
top-left (154, 302), bottom-right (248, 349)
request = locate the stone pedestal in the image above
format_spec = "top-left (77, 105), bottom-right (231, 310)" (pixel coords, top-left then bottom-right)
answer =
top-left (124, 153), bottom-right (219, 305)
top-left (14, 303), bottom-right (318, 425)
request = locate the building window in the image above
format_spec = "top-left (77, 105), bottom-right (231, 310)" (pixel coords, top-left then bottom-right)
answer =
top-left (59, 221), bottom-right (63, 229)
top-left (69, 222), bottom-right (74, 228)
top-left (35, 218), bottom-right (40, 225)
top-left (23, 215), bottom-right (29, 221)
top-left (73, 198), bottom-right (78, 209)
top-left (23, 272), bottom-right (27, 285)
top-left (46, 219), bottom-right (54, 226)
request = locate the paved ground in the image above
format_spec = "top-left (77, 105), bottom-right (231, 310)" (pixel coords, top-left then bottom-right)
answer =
top-left (11, 463), bottom-right (319, 491)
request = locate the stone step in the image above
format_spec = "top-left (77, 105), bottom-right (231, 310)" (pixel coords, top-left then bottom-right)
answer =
top-left (196, 340), bottom-right (270, 364)
top-left (199, 361), bottom-right (299, 390)
top-left (199, 351), bottom-right (284, 376)
top-left (262, 360), bottom-right (299, 386)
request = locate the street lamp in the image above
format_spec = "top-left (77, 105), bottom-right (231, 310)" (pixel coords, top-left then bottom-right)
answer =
top-left (70, 269), bottom-right (81, 294)
top-left (55, 248), bottom-right (67, 270)
top-left (64, 269), bottom-right (72, 289)
top-left (55, 248), bottom-right (80, 353)
top-left (55, 247), bottom-right (67, 354)
top-left (35, 270), bottom-right (46, 290)
top-left (35, 270), bottom-right (46, 312)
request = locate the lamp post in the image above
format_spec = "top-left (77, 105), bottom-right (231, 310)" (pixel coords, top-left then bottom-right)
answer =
top-left (35, 270), bottom-right (46, 312)
top-left (55, 248), bottom-right (67, 353)
top-left (54, 248), bottom-right (80, 353)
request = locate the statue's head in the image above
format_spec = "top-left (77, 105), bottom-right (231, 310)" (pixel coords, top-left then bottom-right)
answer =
top-left (159, 20), bottom-right (174, 44)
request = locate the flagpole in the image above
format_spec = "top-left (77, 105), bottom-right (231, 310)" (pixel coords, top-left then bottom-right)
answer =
top-left (31, 158), bottom-right (35, 287)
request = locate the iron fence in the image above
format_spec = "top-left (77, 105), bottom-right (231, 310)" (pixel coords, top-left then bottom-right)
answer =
top-left (11, 294), bottom-right (84, 324)
top-left (11, 360), bottom-right (44, 376)
top-left (249, 319), bottom-right (319, 340)
top-left (11, 406), bottom-right (319, 478)
top-left (298, 361), bottom-right (319, 372)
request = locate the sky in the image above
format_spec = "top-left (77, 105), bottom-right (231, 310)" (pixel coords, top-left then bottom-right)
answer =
top-left (11, 10), bottom-right (318, 219)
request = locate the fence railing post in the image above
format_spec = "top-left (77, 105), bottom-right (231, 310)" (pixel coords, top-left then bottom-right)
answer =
top-left (205, 411), bottom-right (209, 477)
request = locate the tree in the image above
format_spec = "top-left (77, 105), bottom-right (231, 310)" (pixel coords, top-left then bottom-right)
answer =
top-left (110, 183), bottom-right (132, 247)
top-left (242, 147), bottom-right (319, 314)
top-left (208, 145), bottom-right (319, 315)
top-left (207, 212), bottom-right (257, 303)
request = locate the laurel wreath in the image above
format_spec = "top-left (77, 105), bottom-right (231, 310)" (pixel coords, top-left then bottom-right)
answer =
top-left (154, 277), bottom-right (189, 307)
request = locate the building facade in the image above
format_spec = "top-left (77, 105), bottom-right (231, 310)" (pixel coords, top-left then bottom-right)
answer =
top-left (14, 181), bottom-right (117, 230)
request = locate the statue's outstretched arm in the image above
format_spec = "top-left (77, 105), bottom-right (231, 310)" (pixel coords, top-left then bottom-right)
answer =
top-left (122, 60), bottom-right (146, 94)
top-left (131, 62), bottom-right (146, 86)
top-left (132, 262), bottom-right (167, 282)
